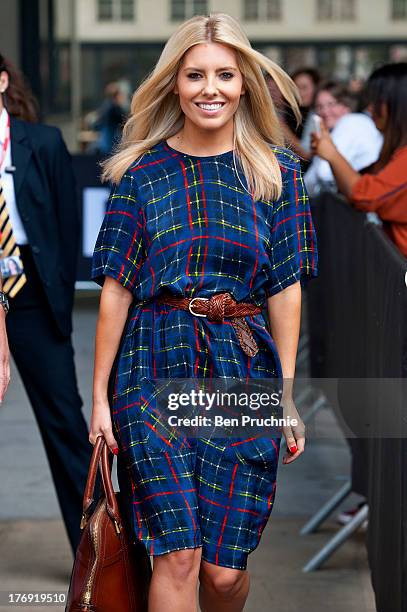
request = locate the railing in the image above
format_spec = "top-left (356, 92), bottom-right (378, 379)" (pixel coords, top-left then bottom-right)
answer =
top-left (306, 192), bottom-right (407, 612)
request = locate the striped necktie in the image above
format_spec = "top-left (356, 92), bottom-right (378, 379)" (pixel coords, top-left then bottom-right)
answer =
top-left (0, 182), bottom-right (27, 297)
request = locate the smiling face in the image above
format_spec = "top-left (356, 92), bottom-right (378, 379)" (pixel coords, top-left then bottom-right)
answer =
top-left (174, 42), bottom-right (245, 134)
top-left (314, 90), bottom-right (350, 130)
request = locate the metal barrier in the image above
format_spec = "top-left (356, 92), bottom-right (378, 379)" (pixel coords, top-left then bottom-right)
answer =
top-left (304, 192), bottom-right (407, 612)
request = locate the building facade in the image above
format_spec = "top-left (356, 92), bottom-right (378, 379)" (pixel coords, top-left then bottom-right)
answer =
top-left (4, 0), bottom-right (407, 146)
top-left (54, 0), bottom-right (407, 115)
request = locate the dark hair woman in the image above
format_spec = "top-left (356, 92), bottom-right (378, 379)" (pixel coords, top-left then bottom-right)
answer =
top-left (311, 62), bottom-right (407, 258)
top-left (365, 62), bottom-right (407, 167)
top-left (291, 67), bottom-right (321, 125)
top-left (0, 54), bottom-right (93, 554)
top-left (0, 54), bottom-right (38, 122)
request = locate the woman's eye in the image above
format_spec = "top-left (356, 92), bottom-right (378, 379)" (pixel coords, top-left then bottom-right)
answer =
top-left (186, 72), bottom-right (234, 80)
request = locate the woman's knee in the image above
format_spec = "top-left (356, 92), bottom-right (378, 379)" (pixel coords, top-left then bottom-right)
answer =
top-left (154, 548), bottom-right (202, 585)
top-left (200, 564), bottom-right (248, 598)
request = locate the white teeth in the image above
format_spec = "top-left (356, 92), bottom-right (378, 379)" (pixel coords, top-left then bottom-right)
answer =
top-left (197, 103), bottom-right (223, 110)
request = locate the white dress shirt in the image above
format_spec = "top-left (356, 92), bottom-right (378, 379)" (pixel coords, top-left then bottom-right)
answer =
top-left (0, 108), bottom-right (28, 245)
top-left (304, 112), bottom-right (384, 197)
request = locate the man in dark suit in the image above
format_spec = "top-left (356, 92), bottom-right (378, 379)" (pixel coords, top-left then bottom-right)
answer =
top-left (0, 54), bottom-right (93, 555)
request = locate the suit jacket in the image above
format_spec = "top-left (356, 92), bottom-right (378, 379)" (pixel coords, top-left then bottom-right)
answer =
top-left (9, 116), bottom-right (80, 337)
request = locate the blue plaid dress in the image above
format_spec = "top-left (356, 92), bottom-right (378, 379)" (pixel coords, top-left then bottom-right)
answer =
top-left (91, 139), bottom-right (318, 569)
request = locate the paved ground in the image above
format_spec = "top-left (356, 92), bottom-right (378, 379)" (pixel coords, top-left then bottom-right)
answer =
top-left (0, 295), bottom-right (376, 611)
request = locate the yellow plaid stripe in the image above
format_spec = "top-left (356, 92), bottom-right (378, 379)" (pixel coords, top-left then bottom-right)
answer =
top-left (0, 183), bottom-right (26, 298)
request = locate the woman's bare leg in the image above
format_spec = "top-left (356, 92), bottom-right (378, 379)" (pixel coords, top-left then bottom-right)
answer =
top-left (199, 559), bottom-right (250, 612)
top-left (148, 548), bottom-right (202, 612)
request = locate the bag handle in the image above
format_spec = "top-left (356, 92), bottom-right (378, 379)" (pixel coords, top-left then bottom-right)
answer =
top-left (100, 440), bottom-right (123, 534)
top-left (81, 435), bottom-right (104, 524)
top-left (80, 436), bottom-right (122, 533)
top-left (80, 305), bottom-right (133, 531)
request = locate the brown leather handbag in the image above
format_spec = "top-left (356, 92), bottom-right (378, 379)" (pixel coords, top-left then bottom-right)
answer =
top-left (65, 435), bottom-right (152, 611)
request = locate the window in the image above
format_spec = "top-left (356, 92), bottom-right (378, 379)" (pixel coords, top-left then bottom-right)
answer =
top-left (392, 0), bottom-right (407, 18)
top-left (97, 0), bottom-right (135, 21)
top-left (170, 0), bottom-right (208, 21)
top-left (98, 0), bottom-right (113, 20)
top-left (316, 0), bottom-right (355, 20)
top-left (121, 0), bottom-right (134, 19)
top-left (243, 0), bottom-right (281, 20)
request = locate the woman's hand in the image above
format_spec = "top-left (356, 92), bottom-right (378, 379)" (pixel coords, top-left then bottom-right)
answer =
top-left (0, 315), bottom-right (10, 403)
top-left (310, 120), bottom-right (361, 198)
top-left (280, 395), bottom-right (305, 465)
top-left (89, 399), bottom-right (119, 454)
top-left (310, 120), bottom-right (337, 162)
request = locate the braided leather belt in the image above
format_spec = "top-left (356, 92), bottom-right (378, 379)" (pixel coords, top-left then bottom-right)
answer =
top-left (155, 291), bottom-right (262, 357)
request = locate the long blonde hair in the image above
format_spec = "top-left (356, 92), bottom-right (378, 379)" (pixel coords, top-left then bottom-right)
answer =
top-left (101, 13), bottom-right (301, 201)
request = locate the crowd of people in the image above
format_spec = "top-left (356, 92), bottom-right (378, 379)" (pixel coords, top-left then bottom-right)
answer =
top-left (272, 62), bottom-right (407, 259)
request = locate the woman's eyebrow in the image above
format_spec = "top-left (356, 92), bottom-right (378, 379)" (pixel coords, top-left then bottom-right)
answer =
top-left (182, 66), bottom-right (238, 72)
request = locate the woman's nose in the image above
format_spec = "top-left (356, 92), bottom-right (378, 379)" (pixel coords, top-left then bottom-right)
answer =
top-left (201, 77), bottom-right (219, 96)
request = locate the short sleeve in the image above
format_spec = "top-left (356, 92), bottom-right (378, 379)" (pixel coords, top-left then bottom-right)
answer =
top-left (91, 170), bottom-right (146, 294)
top-left (266, 157), bottom-right (318, 297)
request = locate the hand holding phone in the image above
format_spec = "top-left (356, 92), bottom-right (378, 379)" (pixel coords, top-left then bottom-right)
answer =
top-left (311, 114), bottom-right (322, 136)
top-left (310, 115), bottom-right (337, 161)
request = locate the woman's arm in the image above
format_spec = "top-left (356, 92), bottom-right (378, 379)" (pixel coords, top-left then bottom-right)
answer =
top-left (265, 154), bottom-right (317, 463)
top-left (267, 281), bottom-right (301, 388)
top-left (311, 121), bottom-right (361, 198)
top-left (90, 276), bottom-right (133, 451)
top-left (266, 280), bottom-right (304, 465)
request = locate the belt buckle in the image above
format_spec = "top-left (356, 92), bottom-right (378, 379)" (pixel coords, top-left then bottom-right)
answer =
top-left (188, 296), bottom-right (209, 317)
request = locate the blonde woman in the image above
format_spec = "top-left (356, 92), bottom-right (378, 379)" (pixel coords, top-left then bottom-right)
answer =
top-left (90, 13), bottom-right (317, 612)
